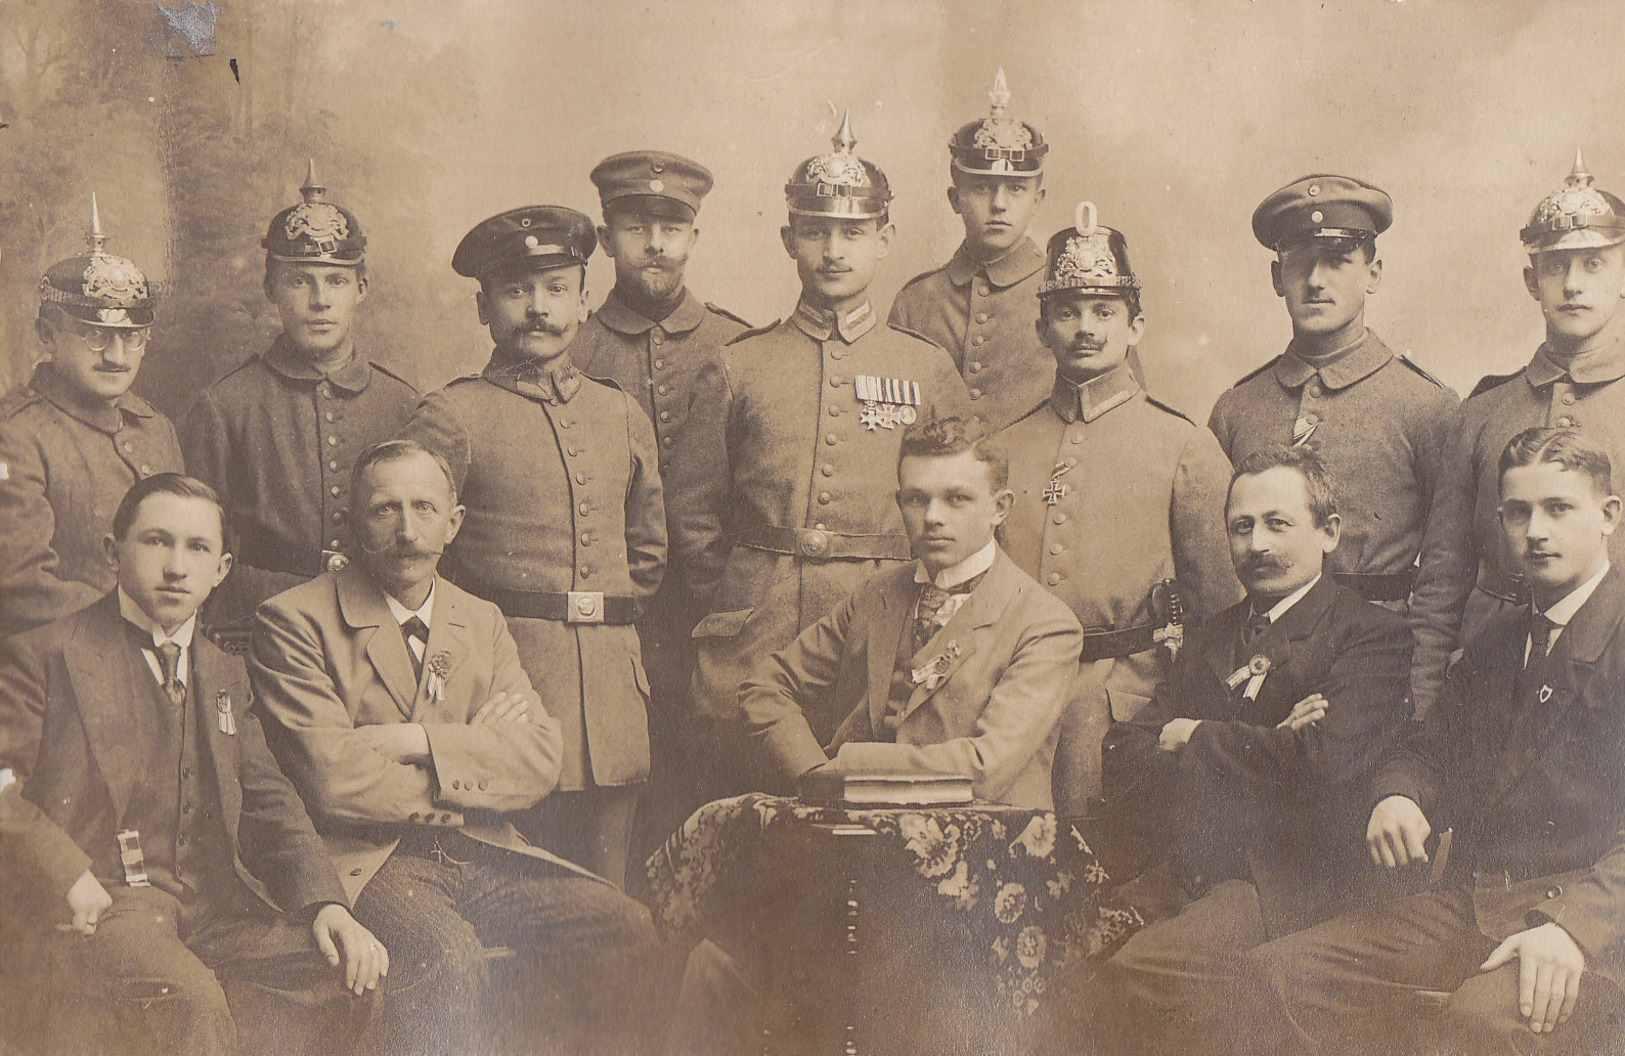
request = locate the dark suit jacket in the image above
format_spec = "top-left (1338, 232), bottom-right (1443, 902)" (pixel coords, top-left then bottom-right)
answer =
top-left (1104, 576), bottom-right (1412, 936)
top-left (252, 568), bottom-right (593, 900)
top-left (1374, 565), bottom-right (1625, 989)
top-left (0, 594), bottom-right (346, 919)
top-left (740, 548), bottom-right (1085, 811)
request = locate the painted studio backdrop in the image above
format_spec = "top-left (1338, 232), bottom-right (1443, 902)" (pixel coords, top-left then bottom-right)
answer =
top-left (4, 0), bottom-right (1624, 422)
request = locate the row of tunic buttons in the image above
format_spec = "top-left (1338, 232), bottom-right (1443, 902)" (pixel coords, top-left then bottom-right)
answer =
top-left (969, 284), bottom-right (990, 399)
top-left (559, 416), bottom-right (595, 579)
top-left (448, 778), bottom-right (489, 791)
top-left (118, 436), bottom-right (154, 476)
top-left (407, 811), bottom-right (455, 823)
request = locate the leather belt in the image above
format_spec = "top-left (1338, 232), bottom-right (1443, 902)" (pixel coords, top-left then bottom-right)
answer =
top-left (1331, 569), bottom-right (1416, 602)
top-left (736, 524), bottom-right (912, 563)
top-left (482, 588), bottom-right (638, 624)
top-left (238, 538), bottom-right (351, 577)
top-left (1080, 624), bottom-right (1158, 663)
top-left (1476, 564), bottom-right (1529, 605)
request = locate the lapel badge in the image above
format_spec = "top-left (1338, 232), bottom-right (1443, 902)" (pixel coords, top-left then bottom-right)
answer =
top-left (1226, 654), bottom-right (1273, 701)
top-left (855, 374), bottom-right (921, 431)
top-left (215, 690), bottom-right (237, 736)
top-left (1538, 684), bottom-right (1554, 704)
top-left (911, 640), bottom-right (962, 691)
top-left (425, 651), bottom-right (452, 702)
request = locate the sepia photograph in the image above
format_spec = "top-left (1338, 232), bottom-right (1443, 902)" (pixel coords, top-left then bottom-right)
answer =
top-left (2, 1), bottom-right (1624, 1052)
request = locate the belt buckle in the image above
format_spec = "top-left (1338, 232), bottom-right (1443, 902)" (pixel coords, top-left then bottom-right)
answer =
top-left (567, 590), bottom-right (605, 624)
top-left (321, 549), bottom-right (351, 573)
top-left (797, 528), bottom-right (830, 559)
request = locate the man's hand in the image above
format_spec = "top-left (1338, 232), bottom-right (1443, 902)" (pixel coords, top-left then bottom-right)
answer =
top-left (355, 723), bottom-right (430, 765)
top-left (64, 869), bottom-right (112, 935)
top-left (1158, 717), bottom-right (1202, 752)
top-left (471, 690), bottom-right (533, 725)
top-left (1276, 692), bottom-right (1328, 732)
top-left (1366, 795), bottom-right (1431, 868)
top-left (312, 904), bottom-right (389, 996)
top-left (1480, 922), bottom-right (1586, 1034)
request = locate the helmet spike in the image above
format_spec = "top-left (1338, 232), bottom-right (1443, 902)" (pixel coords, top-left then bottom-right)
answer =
top-left (300, 159), bottom-right (326, 204)
top-left (831, 109), bottom-right (856, 154)
top-left (988, 67), bottom-right (1011, 115)
top-left (87, 193), bottom-right (108, 253)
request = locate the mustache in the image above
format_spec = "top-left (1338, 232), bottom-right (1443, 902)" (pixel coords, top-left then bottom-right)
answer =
top-left (1068, 343), bottom-right (1106, 354)
top-left (512, 319), bottom-right (569, 336)
top-left (1241, 556), bottom-right (1288, 572)
top-left (360, 539), bottom-right (445, 560)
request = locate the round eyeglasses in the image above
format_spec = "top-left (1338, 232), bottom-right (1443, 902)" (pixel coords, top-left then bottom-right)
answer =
top-left (66, 321), bottom-right (150, 353)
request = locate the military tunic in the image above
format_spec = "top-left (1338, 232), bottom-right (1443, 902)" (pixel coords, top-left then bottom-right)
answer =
top-left (0, 364), bottom-right (183, 637)
top-left (667, 299), bottom-right (971, 739)
top-left (398, 352), bottom-right (666, 790)
top-left (181, 340), bottom-right (418, 632)
top-left (1208, 329), bottom-right (1458, 598)
top-left (888, 239), bottom-right (1055, 433)
top-left (1409, 335), bottom-right (1625, 714)
top-left (998, 362), bottom-right (1240, 723)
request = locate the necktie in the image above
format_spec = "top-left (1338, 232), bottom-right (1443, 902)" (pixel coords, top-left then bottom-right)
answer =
top-left (1242, 610), bottom-right (1272, 646)
top-left (154, 641), bottom-right (184, 708)
top-left (913, 585), bottom-right (953, 655)
top-left (401, 616), bottom-right (429, 681)
top-left (1528, 612), bottom-right (1556, 667)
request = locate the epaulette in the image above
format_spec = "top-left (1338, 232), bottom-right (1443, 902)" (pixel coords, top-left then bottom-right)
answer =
top-left (889, 322), bottom-right (946, 351)
top-left (1144, 391), bottom-right (1197, 426)
top-left (705, 302), bottom-right (752, 329)
top-left (726, 320), bottom-right (781, 346)
top-left (1394, 353), bottom-right (1446, 389)
top-left (209, 352), bottom-right (265, 388)
top-left (1010, 397), bottom-right (1052, 427)
top-left (896, 264), bottom-right (949, 293)
top-left (1229, 355), bottom-right (1282, 389)
top-left (369, 360), bottom-right (418, 394)
top-left (0, 384), bottom-right (44, 421)
top-left (1469, 369), bottom-right (1522, 400)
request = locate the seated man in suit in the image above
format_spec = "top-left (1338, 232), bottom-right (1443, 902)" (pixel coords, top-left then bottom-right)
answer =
top-left (0, 473), bottom-right (384, 1056)
top-left (1247, 427), bottom-right (1625, 1054)
top-left (740, 415), bottom-right (1085, 809)
top-left (1083, 446), bottom-right (1414, 1054)
top-left (249, 439), bottom-right (659, 1055)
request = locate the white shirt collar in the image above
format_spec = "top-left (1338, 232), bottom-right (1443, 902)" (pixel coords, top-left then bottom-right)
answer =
top-left (383, 577), bottom-right (437, 628)
top-left (1540, 562), bottom-right (1611, 629)
top-left (915, 538), bottom-right (998, 590)
top-left (118, 587), bottom-right (197, 650)
top-left (1255, 573), bottom-right (1322, 626)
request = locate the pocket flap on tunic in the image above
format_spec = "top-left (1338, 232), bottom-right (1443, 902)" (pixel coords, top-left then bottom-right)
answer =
top-left (691, 608), bottom-right (754, 639)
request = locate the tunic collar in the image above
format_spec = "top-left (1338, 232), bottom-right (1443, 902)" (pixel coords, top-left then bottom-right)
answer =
top-left (792, 299), bottom-right (876, 344)
top-left (30, 362), bottom-right (155, 434)
top-left (482, 347), bottom-right (582, 404)
top-left (262, 336), bottom-right (374, 394)
top-left (593, 286), bottom-right (704, 337)
top-left (1048, 361), bottom-right (1141, 423)
top-left (1274, 328), bottom-right (1392, 391)
top-left (944, 238), bottom-right (1046, 289)
top-left (1525, 331), bottom-right (1625, 387)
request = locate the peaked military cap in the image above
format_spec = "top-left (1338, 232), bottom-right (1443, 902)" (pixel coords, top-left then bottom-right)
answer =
top-left (263, 160), bottom-right (367, 265)
top-left (1521, 150), bottom-right (1625, 255)
top-left (452, 205), bottom-right (597, 280)
top-left (785, 109), bottom-right (892, 220)
top-left (592, 150), bottom-right (713, 221)
top-left (949, 68), bottom-right (1047, 176)
top-left (1038, 202), bottom-right (1140, 297)
top-left (1252, 174), bottom-right (1392, 252)
top-left (39, 194), bottom-right (156, 327)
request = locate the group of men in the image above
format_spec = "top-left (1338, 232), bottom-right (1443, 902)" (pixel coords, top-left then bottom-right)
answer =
top-left (1, 64), bottom-right (1623, 1054)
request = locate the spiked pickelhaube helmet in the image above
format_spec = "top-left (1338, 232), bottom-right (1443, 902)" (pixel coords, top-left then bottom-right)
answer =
top-left (38, 195), bottom-right (156, 328)
top-left (948, 68), bottom-right (1047, 177)
top-left (784, 109), bottom-right (892, 221)
top-left (262, 160), bottom-right (367, 265)
top-left (1521, 150), bottom-right (1625, 255)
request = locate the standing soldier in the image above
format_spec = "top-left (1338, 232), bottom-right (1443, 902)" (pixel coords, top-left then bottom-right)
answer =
top-left (888, 69), bottom-right (1057, 432)
top-left (667, 112), bottom-right (971, 796)
top-left (398, 206), bottom-right (665, 888)
top-left (995, 205), bottom-right (1238, 812)
top-left (570, 150), bottom-right (749, 859)
top-left (182, 163), bottom-right (417, 648)
top-left (0, 197), bottom-right (182, 638)
top-left (1209, 175), bottom-right (1457, 611)
top-left (1410, 152), bottom-right (1625, 714)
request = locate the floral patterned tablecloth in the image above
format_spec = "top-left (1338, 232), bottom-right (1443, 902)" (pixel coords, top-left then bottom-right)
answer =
top-left (646, 794), bottom-right (1143, 1019)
